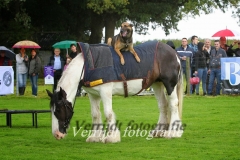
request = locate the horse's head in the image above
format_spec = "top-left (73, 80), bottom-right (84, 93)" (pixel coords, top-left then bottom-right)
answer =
top-left (46, 87), bottom-right (74, 140)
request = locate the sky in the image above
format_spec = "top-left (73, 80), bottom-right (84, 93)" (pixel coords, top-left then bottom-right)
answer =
top-left (128, 9), bottom-right (240, 42)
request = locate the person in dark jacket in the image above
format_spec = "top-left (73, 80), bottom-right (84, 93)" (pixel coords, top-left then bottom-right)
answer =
top-left (0, 51), bottom-right (12, 66)
top-left (188, 35), bottom-right (199, 94)
top-left (69, 44), bottom-right (79, 59)
top-left (194, 42), bottom-right (209, 95)
top-left (208, 40), bottom-right (227, 96)
top-left (176, 38), bottom-right (194, 94)
top-left (69, 43), bottom-right (82, 96)
top-left (219, 36), bottom-right (235, 57)
top-left (203, 38), bottom-right (215, 93)
top-left (48, 48), bottom-right (65, 92)
top-left (228, 40), bottom-right (240, 57)
top-left (166, 41), bottom-right (175, 49)
top-left (28, 49), bottom-right (41, 97)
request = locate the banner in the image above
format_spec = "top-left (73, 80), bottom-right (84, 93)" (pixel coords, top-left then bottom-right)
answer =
top-left (0, 66), bottom-right (14, 95)
top-left (44, 66), bottom-right (54, 84)
top-left (221, 57), bottom-right (240, 94)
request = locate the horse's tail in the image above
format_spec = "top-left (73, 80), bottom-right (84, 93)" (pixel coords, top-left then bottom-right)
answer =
top-left (177, 66), bottom-right (183, 120)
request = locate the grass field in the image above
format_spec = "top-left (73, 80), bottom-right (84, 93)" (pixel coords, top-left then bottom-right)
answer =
top-left (0, 82), bottom-right (239, 160)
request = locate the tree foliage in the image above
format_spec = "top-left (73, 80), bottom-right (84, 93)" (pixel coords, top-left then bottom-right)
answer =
top-left (0, 0), bottom-right (240, 47)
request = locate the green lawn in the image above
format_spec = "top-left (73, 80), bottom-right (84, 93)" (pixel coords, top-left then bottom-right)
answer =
top-left (0, 82), bottom-right (239, 160)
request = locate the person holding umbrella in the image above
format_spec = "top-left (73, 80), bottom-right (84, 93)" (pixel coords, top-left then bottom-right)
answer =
top-left (219, 36), bottom-right (235, 57)
top-left (0, 51), bottom-right (12, 66)
top-left (28, 49), bottom-right (41, 97)
top-left (228, 41), bottom-right (240, 57)
top-left (16, 48), bottom-right (28, 95)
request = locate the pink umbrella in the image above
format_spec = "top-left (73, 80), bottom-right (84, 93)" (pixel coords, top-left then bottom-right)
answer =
top-left (212, 29), bottom-right (240, 37)
top-left (12, 40), bottom-right (41, 49)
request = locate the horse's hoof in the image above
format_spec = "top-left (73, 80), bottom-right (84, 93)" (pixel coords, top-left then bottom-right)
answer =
top-left (150, 130), bottom-right (165, 138)
top-left (166, 130), bottom-right (183, 138)
top-left (86, 136), bottom-right (101, 143)
top-left (101, 130), bottom-right (121, 143)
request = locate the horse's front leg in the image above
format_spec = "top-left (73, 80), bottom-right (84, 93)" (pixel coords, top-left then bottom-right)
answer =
top-left (100, 85), bottom-right (120, 143)
top-left (86, 94), bottom-right (104, 142)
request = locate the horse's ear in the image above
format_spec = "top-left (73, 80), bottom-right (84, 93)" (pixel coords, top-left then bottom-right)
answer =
top-left (46, 89), bottom-right (53, 98)
top-left (59, 87), bottom-right (67, 100)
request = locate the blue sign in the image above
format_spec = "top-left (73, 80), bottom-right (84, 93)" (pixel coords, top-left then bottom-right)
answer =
top-left (221, 57), bottom-right (240, 86)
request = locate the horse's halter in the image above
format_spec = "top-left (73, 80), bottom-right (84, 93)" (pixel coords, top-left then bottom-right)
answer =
top-left (53, 98), bottom-right (74, 133)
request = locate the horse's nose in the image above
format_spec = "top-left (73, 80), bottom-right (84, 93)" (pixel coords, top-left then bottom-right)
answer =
top-left (54, 131), bottom-right (65, 140)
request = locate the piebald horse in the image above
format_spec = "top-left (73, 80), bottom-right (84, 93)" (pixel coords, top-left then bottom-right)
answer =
top-left (46, 41), bottom-right (183, 143)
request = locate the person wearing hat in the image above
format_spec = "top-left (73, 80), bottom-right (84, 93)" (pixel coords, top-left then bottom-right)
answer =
top-left (219, 36), bottom-right (235, 57)
top-left (69, 43), bottom-right (79, 59)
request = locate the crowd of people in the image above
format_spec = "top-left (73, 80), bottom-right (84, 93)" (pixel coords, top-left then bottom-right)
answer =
top-left (0, 43), bottom-right (79, 97)
top-left (1, 38), bottom-right (239, 97)
top-left (168, 36), bottom-right (240, 96)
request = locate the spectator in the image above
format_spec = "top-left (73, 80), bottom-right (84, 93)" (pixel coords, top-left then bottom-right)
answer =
top-left (28, 49), bottom-right (41, 97)
top-left (69, 43), bottom-right (79, 59)
top-left (228, 40), bottom-right (240, 57)
top-left (166, 41), bottom-right (175, 49)
top-left (204, 38), bottom-right (215, 92)
top-left (204, 38), bottom-right (215, 68)
top-left (208, 40), bottom-right (227, 96)
top-left (0, 51), bottom-right (12, 66)
top-left (48, 48), bottom-right (65, 92)
top-left (64, 57), bottom-right (71, 71)
top-left (188, 35), bottom-right (198, 94)
top-left (219, 36), bottom-right (235, 57)
top-left (188, 35), bottom-right (198, 53)
top-left (176, 38), bottom-right (194, 94)
top-left (194, 42), bottom-right (209, 96)
top-left (16, 48), bottom-right (28, 95)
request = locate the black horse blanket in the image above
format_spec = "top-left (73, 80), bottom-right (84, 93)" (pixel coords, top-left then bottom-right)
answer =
top-left (79, 41), bottom-right (159, 87)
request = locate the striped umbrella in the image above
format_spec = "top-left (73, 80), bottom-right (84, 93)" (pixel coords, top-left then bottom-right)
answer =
top-left (12, 40), bottom-right (41, 49)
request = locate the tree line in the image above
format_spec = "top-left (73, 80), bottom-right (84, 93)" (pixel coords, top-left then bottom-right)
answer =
top-left (0, 0), bottom-right (240, 49)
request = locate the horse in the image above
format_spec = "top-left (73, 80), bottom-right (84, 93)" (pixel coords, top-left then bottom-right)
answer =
top-left (46, 41), bottom-right (183, 143)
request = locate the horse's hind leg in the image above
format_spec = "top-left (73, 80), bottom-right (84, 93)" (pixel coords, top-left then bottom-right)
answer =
top-left (86, 94), bottom-right (104, 142)
top-left (166, 85), bottom-right (183, 138)
top-left (150, 82), bottom-right (169, 137)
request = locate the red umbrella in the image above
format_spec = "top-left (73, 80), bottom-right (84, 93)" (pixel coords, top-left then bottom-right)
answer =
top-left (212, 29), bottom-right (240, 37)
top-left (12, 40), bottom-right (41, 49)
